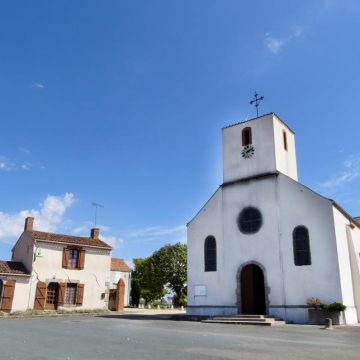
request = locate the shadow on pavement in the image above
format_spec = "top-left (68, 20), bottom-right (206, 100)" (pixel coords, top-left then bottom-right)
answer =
top-left (96, 313), bottom-right (205, 322)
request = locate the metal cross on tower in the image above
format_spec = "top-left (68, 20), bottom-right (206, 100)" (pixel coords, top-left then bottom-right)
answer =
top-left (92, 202), bottom-right (104, 227)
top-left (249, 91), bottom-right (264, 117)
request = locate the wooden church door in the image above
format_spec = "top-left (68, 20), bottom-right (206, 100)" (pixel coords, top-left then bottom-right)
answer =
top-left (241, 264), bottom-right (266, 314)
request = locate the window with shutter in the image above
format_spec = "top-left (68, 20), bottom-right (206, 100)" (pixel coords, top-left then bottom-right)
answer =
top-left (62, 248), bottom-right (69, 269)
top-left (204, 236), bottom-right (217, 272)
top-left (58, 283), bottom-right (66, 305)
top-left (78, 249), bottom-right (86, 270)
top-left (67, 249), bottom-right (79, 269)
top-left (34, 281), bottom-right (46, 310)
top-left (76, 284), bottom-right (84, 305)
top-left (63, 247), bottom-right (84, 270)
top-left (293, 226), bottom-right (311, 266)
top-left (65, 284), bottom-right (77, 304)
top-left (1, 280), bottom-right (16, 311)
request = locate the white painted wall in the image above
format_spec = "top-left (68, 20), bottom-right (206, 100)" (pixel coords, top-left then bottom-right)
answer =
top-left (110, 270), bottom-right (131, 306)
top-left (273, 117), bottom-right (298, 181)
top-left (187, 173), bottom-right (356, 323)
top-left (332, 208), bottom-right (358, 324)
top-left (187, 189), bottom-right (225, 313)
top-left (277, 175), bottom-right (344, 323)
top-left (29, 241), bottom-right (111, 310)
top-left (222, 113), bottom-right (298, 184)
top-left (222, 114), bottom-right (276, 183)
top-left (0, 275), bottom-right (32, 312)
top-left (346, 225), bottom-right (360, 321)
top-left (11, 232), bottom-right (34, 273)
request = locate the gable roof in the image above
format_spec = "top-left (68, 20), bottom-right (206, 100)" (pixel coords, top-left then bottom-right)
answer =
top-left (29, 231), bottom-right (112, 250)
top-left (111, 258), bottom-right (131, 272)
top-left (0, 261), bottom-right (30, 276)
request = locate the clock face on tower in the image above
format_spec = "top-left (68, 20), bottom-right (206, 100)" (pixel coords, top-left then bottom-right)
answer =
top-left (242, 145), bottom-right (255, 159)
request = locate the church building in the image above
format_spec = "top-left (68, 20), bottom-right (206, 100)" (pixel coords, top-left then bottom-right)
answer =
top-left (187, 112), bottom-right (360, 324)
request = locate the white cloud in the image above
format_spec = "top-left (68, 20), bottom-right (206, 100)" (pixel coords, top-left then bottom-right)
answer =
top-left (319, 153), bottom-right (360, 189)
top-left (0, 193), bottom-right (75, 244)
top-left (124, 259), bottom-right (134, 270)
top-left (72, 222), bottom-right (110, 235)
top-left (31, 82), bottom-right (44, 89)
top-left (322, 0), bottom-right (359, 11)
top-left (72, 222), bottom-right (122, 249)
top-left (120, 225), bottom-right (187, 244)
top-left (18, 147), bottom-right (31, 155)
top-left (265, 26), bottom-right (304, 54)
top-left (0, 156), bottom-right (32, 172)
top-left (100, 235), bottom-right (124, 249)
top-left (265, 35), bottom-right (285, 54)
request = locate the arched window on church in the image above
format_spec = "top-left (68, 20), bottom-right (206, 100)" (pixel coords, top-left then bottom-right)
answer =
top-left (204, 236), bottom-right (217, 272)
top-left (242, 127), bottom-right (252, 146)
top-left (283, 130), bottom-right (288, 151)
top-left (293, 226), bottom-right (311, 266)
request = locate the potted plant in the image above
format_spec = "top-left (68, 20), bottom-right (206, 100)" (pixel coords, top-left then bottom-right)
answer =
top-left (307, 298), bottom-right (347, 325)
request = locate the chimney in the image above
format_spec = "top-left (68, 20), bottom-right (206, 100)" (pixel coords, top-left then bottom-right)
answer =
top-left (90, 228), bottom-right (100, 239)
top-left (24, 217), bottom-right (34, 232)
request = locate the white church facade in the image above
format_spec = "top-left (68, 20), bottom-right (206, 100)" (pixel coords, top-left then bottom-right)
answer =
top-left (187, 112), bottom-right (360, 324)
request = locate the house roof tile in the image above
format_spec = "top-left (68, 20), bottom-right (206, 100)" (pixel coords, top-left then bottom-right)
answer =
top-left (111, 258), bottom-right (131, 272)
top-left (29, 231), bottom-right (112, 250)
top-left (0, 261), bottom-right (30, 276)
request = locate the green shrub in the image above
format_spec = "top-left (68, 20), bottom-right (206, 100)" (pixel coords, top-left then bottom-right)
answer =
top-left (320, 302), bottom-right (346, 312)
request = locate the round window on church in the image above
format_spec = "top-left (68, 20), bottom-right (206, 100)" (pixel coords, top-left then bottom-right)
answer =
top-left (238, 207), bottom-right (263, 234)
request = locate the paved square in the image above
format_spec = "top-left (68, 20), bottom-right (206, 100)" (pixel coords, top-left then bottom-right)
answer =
top-left (0, 313), bottom-right (359, 359)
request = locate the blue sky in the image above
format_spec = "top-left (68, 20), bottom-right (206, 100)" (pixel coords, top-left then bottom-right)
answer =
top-left (1, 0), bottom-right (359, 265)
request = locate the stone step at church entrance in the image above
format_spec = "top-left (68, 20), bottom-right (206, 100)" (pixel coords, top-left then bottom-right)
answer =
top-left (202, 314), bottom-right (286, 326)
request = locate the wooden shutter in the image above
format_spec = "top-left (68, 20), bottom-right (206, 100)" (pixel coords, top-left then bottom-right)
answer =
top-left (1, 280), bottom-right (16, 311)
top-left (34, 281), bottom-right (46, 310)
top-left (62, 248), bottom-right (69, 269)
top-left (78, 249), bottom-right (86, 270)
top-left (76, 284), bottom-right (84, 305)
top-left (58, 283), bottom-right (66, 305)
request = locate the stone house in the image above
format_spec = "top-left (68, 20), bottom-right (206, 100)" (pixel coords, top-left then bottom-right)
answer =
top-left (0, 217), bottom-right (115, 312)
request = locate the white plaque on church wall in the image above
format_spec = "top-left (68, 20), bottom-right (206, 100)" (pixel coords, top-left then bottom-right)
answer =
top-left (194, 285), bottom-right (206, 296)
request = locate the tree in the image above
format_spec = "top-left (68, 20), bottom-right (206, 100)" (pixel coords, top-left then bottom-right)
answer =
top-left (130, 278), bottom-right (140, 307)
top-left (132, 258), bottom-right (164, 305)
top-left (151, 243), bottom-right (187, 307)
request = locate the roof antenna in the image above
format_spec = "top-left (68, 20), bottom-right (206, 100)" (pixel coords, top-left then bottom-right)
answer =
top-left (92, 202), bottom-right (104, 227)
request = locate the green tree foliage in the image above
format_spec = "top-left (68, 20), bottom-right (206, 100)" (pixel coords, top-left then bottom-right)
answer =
top-left (151, 243), bottom-right (187, 307)
top-left (131, 243), bottom-right (187, 307)
top-left (132, 258), bottom-right (165, 305)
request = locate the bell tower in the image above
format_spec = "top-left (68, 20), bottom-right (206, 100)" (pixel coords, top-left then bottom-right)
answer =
top-left (222, 112), bottom-right (298, 183)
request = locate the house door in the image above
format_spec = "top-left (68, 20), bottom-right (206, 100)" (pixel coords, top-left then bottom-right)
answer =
top-left (45, 282), bottom-right (59, 310)
top-left (0, 280), bottom-right (3, 307)
top-left (241, 264), bottom-right (265, 314)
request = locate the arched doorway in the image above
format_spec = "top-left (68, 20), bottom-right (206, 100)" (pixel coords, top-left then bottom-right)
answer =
top-left (45, 282), bottom-right (59, 310)
top-left (115, 279), bottom-right (125, 311)
top-left (240, 264), bottom-right (266, 314)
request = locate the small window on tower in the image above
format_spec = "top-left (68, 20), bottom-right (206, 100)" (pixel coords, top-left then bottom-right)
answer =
top-left (242, 127), bottom-right (252, 146)
top-left (283, 130), bottom-right (288, 151)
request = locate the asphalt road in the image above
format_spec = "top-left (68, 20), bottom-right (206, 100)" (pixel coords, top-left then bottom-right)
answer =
top-left (0, 314), bottom-right (359, 360)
